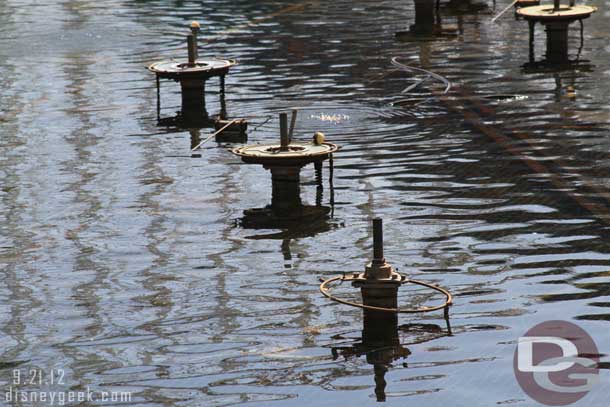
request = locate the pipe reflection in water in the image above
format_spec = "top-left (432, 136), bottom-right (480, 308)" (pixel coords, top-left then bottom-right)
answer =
top-left (156, 82), bottom-right (227, 129)
top-left (395, 0), bottom-right (456, 40)
top-left (396, 0), bottom-right (490, 41)
top-left (331, 310), bottom-right (452, 402)
top-left (239, 161), bottom-right (335, 241)
top-left (239, 172), bottom-right (336, 261)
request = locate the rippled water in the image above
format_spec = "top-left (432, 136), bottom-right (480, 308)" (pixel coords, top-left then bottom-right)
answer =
top-left (1, 0), bottom-right (610, 405)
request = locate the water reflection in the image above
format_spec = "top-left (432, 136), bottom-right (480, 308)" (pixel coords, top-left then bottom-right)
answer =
top-left (396, 0), bottom-right (491, 40)
top-left (155, 77), bottom-right (227, 127)
top-left (3, 0), bottom-right (610, 405)
top-left (239, 163), bottom-right (335, 241)
top-left (330, 314), bottom-right (451, 402)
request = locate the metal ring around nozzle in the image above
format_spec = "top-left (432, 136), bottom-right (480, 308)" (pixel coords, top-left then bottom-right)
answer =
top-left (319, 276), bottom-right (453, 314)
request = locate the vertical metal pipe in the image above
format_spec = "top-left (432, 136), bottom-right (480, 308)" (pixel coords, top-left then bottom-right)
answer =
top-left (190, 26), bottom-right (199, 61)
top-left (373, 218), bottom-right (384, 262)
top-left (187, 35), bottom-right (196, 66)
top-left (280, 113), bottom-right (289, 150)
top-left (553, 0), bottom-right (560, 12)
top-left (288, 109), bottom-right (298, 140)
top-left (329, 153), bottom-right (335, 216)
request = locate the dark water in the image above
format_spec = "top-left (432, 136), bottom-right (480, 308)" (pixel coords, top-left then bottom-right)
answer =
top-left (1, 0), bottom-right (610, 405)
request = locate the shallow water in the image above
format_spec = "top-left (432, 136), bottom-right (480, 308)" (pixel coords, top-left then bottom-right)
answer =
top-left (1, 0), bottom-right (610, 405)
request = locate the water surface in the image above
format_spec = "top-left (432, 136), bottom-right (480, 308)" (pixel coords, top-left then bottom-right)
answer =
top-left (1, 0), bottom-right (610, 405)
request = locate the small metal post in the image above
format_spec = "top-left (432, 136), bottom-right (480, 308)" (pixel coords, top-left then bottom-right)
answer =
top-left (329, 153), bottom-right (334, 216)
top-left (190, 23), bottom-right (200, 61)
top-left (187, 35), bottom-right (197, 66)
top-left (372, 218), bottom-right (384, 264)
top-left (288, 109), bottom-right (298, 140)
top-left (219, 75), bottom-right (227, 120)
top-left (444, 306), bottom-right (452, 334)
top-left (156, 74), bottom-right (161, 120)
top-left (553, 0), bottom-right (560, 12)
top-left (280, 113), bottom-right (289, 151)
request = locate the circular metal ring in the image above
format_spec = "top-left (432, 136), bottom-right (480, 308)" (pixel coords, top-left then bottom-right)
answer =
top-left (320, 276), bottom-right (452, 314)
top-left (148, 58), bottom-right (237, 75)
top-left (516, 5), bottom-right (597, 21)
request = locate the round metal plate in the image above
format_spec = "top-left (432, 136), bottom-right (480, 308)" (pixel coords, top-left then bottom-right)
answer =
top-left (231, 142), bottom-right (339, 165)
top-left (517, 5), bottom-right (597, 21)
top-left (148, 58), bottom-right (236, 75)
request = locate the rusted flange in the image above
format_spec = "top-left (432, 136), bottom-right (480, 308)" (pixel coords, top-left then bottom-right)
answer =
top-left (516, 4), bottom-right (597, 21)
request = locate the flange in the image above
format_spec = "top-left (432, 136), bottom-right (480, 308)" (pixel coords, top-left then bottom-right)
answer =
top-left (517, 4), bottom-right (597, 21)
top-left (148, 58), bottom-right (237, 80)
top-left (231, 141), bottom-right (339, 166)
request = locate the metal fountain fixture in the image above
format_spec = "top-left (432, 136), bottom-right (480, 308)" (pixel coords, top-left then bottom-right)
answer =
top-left (517, 0), bottom-right (597, 63)
top-left (322, 218), bottom-right (452, 400)
top-left (320, 218), bottom-right (452, 317)
top-left (231, 113), bottom-right (339, 214)
top-left (148, 21), bottom-right (237, 120)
